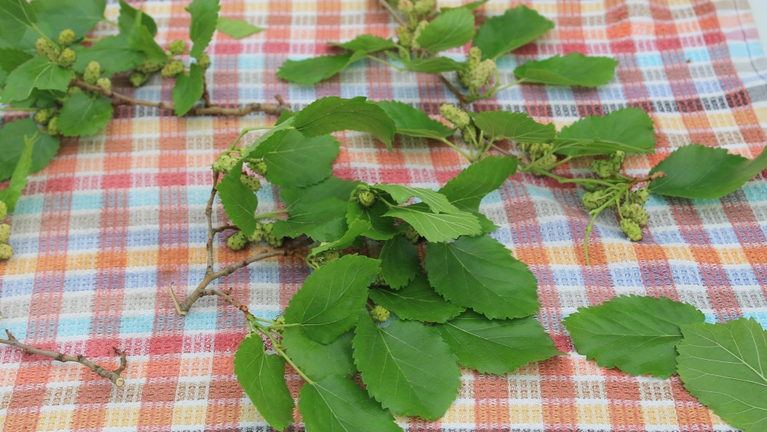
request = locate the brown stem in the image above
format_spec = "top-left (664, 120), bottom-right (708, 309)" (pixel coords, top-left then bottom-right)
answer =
top-left (201, 75), bottom-right (212, 107)
top-left (377, 0), bottom-right (408, 26)
top-left (0, 330), bottom-right (127, 387)
top-left (201, 288), bottom-right (256, 321)
top-left (439, 75), bottom-right (470, 110)
top-left (629, 171), bottom-right (666, 185)
top-left (72, 80), bottom-right (287, 116)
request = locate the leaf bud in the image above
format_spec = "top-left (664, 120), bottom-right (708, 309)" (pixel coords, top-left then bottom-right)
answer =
top-left (94, 77), bottom-right (111, 92)
top-left (84, 60), bottom-right (101, 85)
top-left (129, 71), bottom-right (150, 87)
top-left (57, 29), bottom-right (76, 47)
top-left (0, 224), bottom-right (9, 244)
top-left (195, 53), bottom-right (211, 71)
top-left (246, 158), bottom-right (268, 176)
top-left (440, 103), bottom-right (470, 129)
top-left (34, 108), bottom-right (55, 126)
top-left (414, 0), bottom-right (436, 16)
top-left (0, 244), bottom-right (13, 261)
top-left (47, 116), bottom-right (60, 135)
top-left (161, 60), bottom-right (185, 78)
top-left (240, 174), bottom-right (261, 192)
top-left (620, 218), bottom-right (642, 242)
top-left (396, 26), bottom-right (412, 48)
top-left (227, 231), bottom-right (248, 251)
top-left (411, 20), bottom-right (429, 50)
top-left (167, 40), bottom-right (187, 55)
top-left (35, 38), bottom-right (60, 62)
top-left (0, 201), bottom-right (6, 221)
top-left (370, 305), bottom-right (390, 323)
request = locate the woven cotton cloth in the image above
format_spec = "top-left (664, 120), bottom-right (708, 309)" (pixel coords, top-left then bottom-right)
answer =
top-left (1, 0), bottom-right (767, 430)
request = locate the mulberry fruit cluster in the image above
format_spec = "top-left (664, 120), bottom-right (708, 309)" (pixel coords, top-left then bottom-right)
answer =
top-left (0, 201), bottom-right (13, 261)
top-left (394, 0), bottom-right (436, 50)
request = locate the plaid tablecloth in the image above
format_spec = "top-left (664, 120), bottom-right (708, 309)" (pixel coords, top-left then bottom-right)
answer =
top-left (2, 0), bottom-right (767, 430)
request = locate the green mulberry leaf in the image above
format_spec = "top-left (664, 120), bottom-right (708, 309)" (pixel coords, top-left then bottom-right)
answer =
top-left (374, 184), bottom-right (459, 214)
top-left (352, 316), bottom-right (461, 420)
top-left (277, 53), bottom-right (361, 85)
top-left (514, 53), bottom-right (618, 87)
top-left (73, 35), bottom-right (144, 76)
top-left (32, 0), bottom-right (106, 39)
top-left (273, 198), bottom-right (349, 242)
top-left (217, 161), bottom-right (258, 237)
top-left (172, 63), bottom-right (204, 116)
top-left (424, 234), bottom-right (538, 319)
top-left (375, 100), bottom-right (455, 140)
top-left (676, 318), bottom-right (767, 432)
top-left (0, 133), bottom-right (35, 211)
top-left (282, 328), bottom-right (356, 381)
top-left (555, 107), bottom-right (656, 156)
top-left (473, 5), bottom-right (555, 60)
top-left (299, 375), bottom-right (402, 432)
top-left (0, 118), bottom-right (59, 181)
top-left (369, 274), bottom-right (464, 323)
top-left (186, 0), bottom-right (220, 57)
top-left (472, 111), bottom-right (555, 144)
top-left (563, 295), bottom-right (705, 378)
top-left (252, 129), bottom-right (340, 188)
top-left (294, 96), bottom-right (396, 149)
top-left (118, 0), bottom-right (157, 36)
top-left (280, 176), bottom-right (361, 207)
top-left (0, 0), bottom-right (37, 44)
top-left (403, 57), bottom-right (467, 74)
top-left (2, 57), bottom-right (73, 103)
top-left (284, 255), bottom-right (380, 343)
top-left (378, 234), bottom-right (420, 289)
top-left (58, 93), bottom-right (114, 137)
top-left (330, 34), bottom-right (396, 53)
top-left (216, 17), bottom-right (263, 39)
top-left (438, 155), bottom-right (517, 211)
top-left (415, 7), bottom-right (474, 53)
top-left (233, 334), bottom-right (294, 431)
top-left (126, 18), bottom-right (167, 64)
top-left (385, 205), bottom-right (481, 242)
top-left (346, 201), bottom-right (397, 241)
top-left (649, 144), bottom-right (767, 199)
top-left (437, 310), bottom-right (560, 374)
top-left (308, 219), bottom-right (370, 260)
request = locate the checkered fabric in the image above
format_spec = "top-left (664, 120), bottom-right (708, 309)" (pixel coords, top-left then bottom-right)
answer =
top-left (1, 0), bottom-right (766, 430)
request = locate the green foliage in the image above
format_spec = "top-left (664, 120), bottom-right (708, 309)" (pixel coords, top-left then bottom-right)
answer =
top-left (415, 7), bottom-right (475, 53)
top-left (172, 64), bottom-right (204, 116)
top-left (277, 53), bottom-right (362, 85)
top-left (126, 18), bottom-right (167, 64)
top-left (3, 56), bottom-right (73, 103)
top-left (252, 130), bottom-right (340, 188)
top-left (378, 234), bottom-right (420, 289)
top-left (0, 48), bottom-right (33, 78)
top-left (676, 318), bottom-right (767, 432)
top-left (514, 53), bottom-right (618, 87)
top-left (32, 0), bottom-right (106, 39)
top-left (282, 328), bottom-right (356, 381)
top-left (384, 205), bottom-right (481, 242)
top-left (216, 17), bottom-right (263, 39)
top-left (330, 34), bottom-right (396, 53)
top-left (425, 234), bottom-right (538, 319)
top-left (307, 219), bottom-right (370, 263)
top-left (555, 107), bottom-right (656, 156)
top-left (369, 274), bottom-right (465, 323)
top-left (376, 100), bottom-right (454, 140)
top-left (217, 161), bottom-right (259, 237)
top-left (403, 57), bottom-right (467, 73)
top-left (0, 133), bottom-right (34, 211)
top-left (233, 334), bottom-right (294, 431)
top-left (472, 111), bottom-right (555, 144)
top-left (293, 96), bottom-right (396, 149)
top-left (437, 310), bottom-right (560, 374)
top-left (57, 93), bottom-right (114, 136)
top-left (73, 35), bottom-right (144, 76)
top-left (118, 0), bottom-right (157, 36)
top-left (273, 196), bottom-right (350, 242)
top-left (473, 5), bottom-right (555, 60)
top-left (0, 0), bottom-right (37, 44)
top-left (438, 155), bottom-right (517, 211)
top-left (347, 200), bottom-right (397, 241)
top-left (186, 0), bottom-right (220, 57)
top-left (563, 296), bottom-right (705, 378)
top-left (649, 144), bottom-right (767, 199)
top-left (283, 255), bottom-right (380, 343)
top-left (353, 316), bottom-right (462, 419)
top-left (298, 375), bottom-right (402, 432)
top-left (0, 118), bottom-right (59, 181)
top-left (374, 184), bottom-right (459, 213)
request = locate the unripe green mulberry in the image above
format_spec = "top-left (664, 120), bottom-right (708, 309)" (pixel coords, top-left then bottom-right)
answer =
top-left (246, 158), bottom-right (268, 176)
top-left (373, 273), bottom-right (387, 286)
top-left (623, 203), bottom-right (649, 227)
top-left (467, 46), bottom-right (482, 67)
top-left (0, 244), bottom-right (13, 261)
top-left (403, 226), bottom-right (421, 243)
top-left (370, 305), bottom-right (390, 323)
top-left (620, 218), bottom-right (642, 241)
top-left (397, 0), bottom-right (414, 14)
top-left (240, 174), bottom-right (261, 192)
top-left (168, 40), bottom-right (187, 55)
top-left (227, 231), bottom-right (248, 250)
top-left (629, 188), bottom-right (649, 205)
top-left (212, 154), bottom-right (238, 173)
top-left (0, 224), bottom-right (10, 244)
top-left (314, 249), bottom-right (341, 266)
top-left (129, 72), bottom-right (150, 87)
top-left (35, 38), bottom-right (60, 62)
top-left (47, 116), bottom-right (60, 135)
top-left (470, 59), bottom-right (496, 90)
top-left (195, 53), bottom-right (211, 71)
top-left (0, 201), bottom-right (6, 221)
top-left (161, 60), bottom-right (185, 78)
top-left (440, 103), bottom-right (470, 129)
top-left (396, 26), bottom-right (412, 48)
top-left (58, 29), bottom-right (76, 47)
top-left (67, 86), bottom-right (82, 96)
top-left (589, 151), bottom-right (625, 179)
top-left (265, 232), bottom-right (283, 247)
top-left (462, 125), bottom-right (477, 145)
top-left (84, 61), bottom-right (101, 85)
top-left (411, 20), bottom-right (428, 50)
top-left (581, 190), bottom-right (611, 211)
top-left (262, 223), bottom-right (274, 234)
top-left (137, 59), bottom-right (165, 74)
top-left (34, 108), bottom-right (55, 126)
top-left (352, 185), bottom-right (377, 208)
top-left (96, 77), bottom-right (112, 92)
top-left (414, 0), bottom-right (436, 16)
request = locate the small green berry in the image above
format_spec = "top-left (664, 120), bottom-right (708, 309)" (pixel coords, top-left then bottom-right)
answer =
top-left (397, 0), bottom-right (414, 14)
top-left (0, 224), bottom-right (10, 244)
top-left (246, 159), bottom-right (268, 176)
top-left (623, 203), bottom-right (649, 227)
top-left (47, 116), bottom-right (60, 135)
top-left (0, 244), bottom-right (13, 261)
top-left (620, 218), bottom-right (642, 242)
top-left (467, 46), bottom-right (482, 67)
top-left (195, 53), bottom-right (211, 71)
top-left (411, 20), bottom-right (429, 50)
top-left (58, 29), bottom-right (76, 47)
top-left (240, 174), bottom-right (261, 192)
top-left (227, 232), bottom-right (248, 251)
top-left (403, 226), bottom-right (421, 243)
top-left (96, 77), bottom-right (112, 92)
top-left (396, 26), bottom-right (412, 48)
top-left (137, 59), bottom-right (165, 74)
top-left (34, 108), bottom-right (55, 126)
top-left (161, 60), bottom-right (185, 78)
top-left (461, 125), bottom-right (477, 145)
top-left (0, 201), bottom-right (7, 221)
top-left (35, 38), bottom-right (60, 62)
top-left (370, 305), bottom-right (390, 323)
top-left (130, 72), bottom-right (150, 87)
top-left (314, 249), bottom-right (341, 266)
top-left (247, 230), bottom-right (264, 243)
top-left (354, 186), bottom-right (377, 208)
top-left (167, 40), bottom-right (187, 56)
top-left (266, 233), bottom-right (283, 247)
top-left (67, 86), bottom-right (82, 96)
top-left (440, 103), bottom-right (471, 129)
top-left (414, 0), bottom-right (436, 16)
top-left (629, 188), bottom-right (649, 205)
top-left (212, 154), bottom-right (238, 173)
top-left (84, 61), bottom-right (101, 85)
top-left (373, 273), bottom-right (388, 287)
